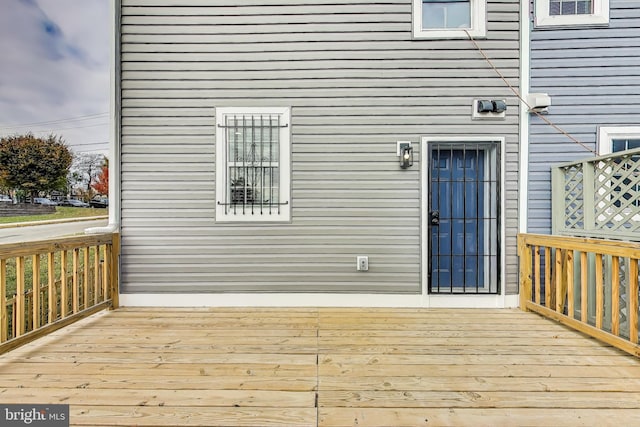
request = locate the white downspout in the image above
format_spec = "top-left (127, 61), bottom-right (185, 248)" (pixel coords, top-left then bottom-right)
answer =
top-left (86, 0), bottom-right (121, 234)
top-left (518, 1), bottom-right (531, 234)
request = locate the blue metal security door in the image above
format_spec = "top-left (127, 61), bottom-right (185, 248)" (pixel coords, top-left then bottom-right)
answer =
top-left (428, 143), bottom-right (500, 294)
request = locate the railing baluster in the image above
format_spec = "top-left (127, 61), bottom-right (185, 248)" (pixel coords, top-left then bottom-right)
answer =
top-left (73, 248), bottom-right (80, 314)
top-left (580, 251), bottom-right (588, 323)
top-left (629, 258), bottom-right (639, 344)
top-left (612, 256), bottom-right (620, 336)
top-left (545, 247), bottom-right (552, 308)
top-left (60, 250), bottom-right (68, 318)
top-left (555, 248), bottom-right (563, 312)
top-left (32, 255), bottom-right (40, 330)
top-left (15, 257), bottom-right (25, 337)
top-left (534, 246), bottom-right (541, 304)
top-left (83, 248), bottom-right (90, 310)
top-left (567, 250), bottom-right (574, 318)
top-left (47, 252), bottom-right (55, 324)
top-left (93, 245), bottom-right (100, 304)
top-left (595, 253), bottom-right (604, 329)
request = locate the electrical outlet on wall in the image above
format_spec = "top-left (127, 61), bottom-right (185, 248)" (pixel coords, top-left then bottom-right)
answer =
top-left (357, 256), bottom-right (369, 271)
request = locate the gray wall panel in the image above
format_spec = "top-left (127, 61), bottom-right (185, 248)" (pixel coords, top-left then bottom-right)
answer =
top-left (120, 0), bottom-right (521, 295)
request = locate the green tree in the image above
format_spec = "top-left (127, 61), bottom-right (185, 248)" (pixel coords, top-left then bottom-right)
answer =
top-left (0, 133), bottom-right (73, 200)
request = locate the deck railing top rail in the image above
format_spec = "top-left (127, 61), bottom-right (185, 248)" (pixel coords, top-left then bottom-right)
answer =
top-left (552, 147), bottom-right (640, 241)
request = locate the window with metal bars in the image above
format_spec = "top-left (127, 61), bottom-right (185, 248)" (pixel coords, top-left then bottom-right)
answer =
top-left (215, 108), bottom-right (291, 222)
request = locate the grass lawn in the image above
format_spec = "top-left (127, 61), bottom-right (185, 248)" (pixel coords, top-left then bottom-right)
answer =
top-left (0, 206), bottom-right (107, 224)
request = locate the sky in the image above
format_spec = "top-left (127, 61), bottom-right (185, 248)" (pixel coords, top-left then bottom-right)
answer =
top-left (0, 0), bottom-right (110, 155)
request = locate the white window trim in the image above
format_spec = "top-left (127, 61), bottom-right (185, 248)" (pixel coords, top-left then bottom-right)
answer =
top-left (597, 126), bottom-right (640, 155)
top-left (535, 0), bottom-right (609, 27)
top-left (215, 107), bottom-right (291, 223)
top-left (412, 0), bottom-right (486, 39)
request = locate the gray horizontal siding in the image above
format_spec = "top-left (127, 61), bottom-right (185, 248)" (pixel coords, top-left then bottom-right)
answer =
top-left (119, 0), bottom-right (521, 294)
top-left (528, 1), bottom-right (640, 234)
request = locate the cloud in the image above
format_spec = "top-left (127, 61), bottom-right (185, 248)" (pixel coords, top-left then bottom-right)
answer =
top-left (0, 0), bottom-right (109, 154)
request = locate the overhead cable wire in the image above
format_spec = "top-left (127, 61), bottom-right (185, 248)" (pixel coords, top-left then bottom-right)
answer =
top-left (465, 30), bottom-right (596, 155)
top-left (0, 112), bottom-right (109, 130)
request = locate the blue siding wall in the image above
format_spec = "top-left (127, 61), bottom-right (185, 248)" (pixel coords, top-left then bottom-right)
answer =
top-left (528, 2), bottom-right (640, 234)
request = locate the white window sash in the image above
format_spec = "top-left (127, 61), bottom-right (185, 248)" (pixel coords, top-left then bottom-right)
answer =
top-left (412, 0), bottom-right (486, 39)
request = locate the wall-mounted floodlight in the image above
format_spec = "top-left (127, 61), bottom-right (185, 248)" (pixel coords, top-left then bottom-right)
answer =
top-left (492, 100), bottom-right (507, 113)
top-left (472, 99), bottom-right (507, 120)
top-left (477, 100), bottom-right (507, 113)
top-left (477, 100), bottom-right (494, 113)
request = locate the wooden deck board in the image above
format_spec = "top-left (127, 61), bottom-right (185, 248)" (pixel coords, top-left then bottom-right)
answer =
top-left (0, 308), bottom-right (638, 426)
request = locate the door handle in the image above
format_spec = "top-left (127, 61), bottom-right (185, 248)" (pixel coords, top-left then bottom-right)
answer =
top-left (430, 210), bottom-right (440, 226)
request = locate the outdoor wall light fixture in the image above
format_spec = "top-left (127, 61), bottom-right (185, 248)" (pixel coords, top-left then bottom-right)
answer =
top-left (398, 141), bottom-right (413, 169)
top-left (477, 100), bottom-right (507, 113)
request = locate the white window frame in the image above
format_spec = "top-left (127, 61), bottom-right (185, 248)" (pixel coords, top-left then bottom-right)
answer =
top-left (535, 0), bottom-right (609, 27)
top-left (215, 107), bottom-right (291, 222)
top-left (412, 0), bottom-right (486, 39)
top-left (596, 126), bottom-right (640, 214)
top-left (597, 126), bottom-right (640, 155)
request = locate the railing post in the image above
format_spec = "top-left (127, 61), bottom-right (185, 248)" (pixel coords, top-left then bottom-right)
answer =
top-left (551, 166), bottom-right (565, 235)
top-left (518, 234), bottom-right (532, 311)
top-left (0, 260), bottom-right (6, 343)
top-left (582, 161), bottom-right (596, 233)
top-left (110, 233), bottom-right (120, 310)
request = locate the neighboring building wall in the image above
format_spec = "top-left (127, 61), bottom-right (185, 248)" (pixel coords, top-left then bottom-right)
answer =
top-left (119, 0), bottom-right (521, 295)
top-left (528, 1), bottom-right (640, 234)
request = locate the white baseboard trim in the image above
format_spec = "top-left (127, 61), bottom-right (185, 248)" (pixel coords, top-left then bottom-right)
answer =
top-left (119, 293), bottom-right (521, 308)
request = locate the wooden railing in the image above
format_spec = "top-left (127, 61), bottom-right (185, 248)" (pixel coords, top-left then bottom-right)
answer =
top-left (518, 233), bottom-right (639, 357)
top-left (0, 233), bottom-right (119, 354)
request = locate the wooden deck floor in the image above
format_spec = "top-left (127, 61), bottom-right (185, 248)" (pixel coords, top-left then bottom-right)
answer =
top-left (0, 308), bottom-right (639, 426)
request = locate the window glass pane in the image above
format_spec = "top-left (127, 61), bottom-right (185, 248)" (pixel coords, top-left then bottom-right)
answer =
top-left (422, 0), bottom-right (470, 29)
top-left (224, 115), bottom-right (281, 210)
top-left (612, 139), bottom-right (640, 152)
top-left (549, 0), bottom-right (592, 15)
top-left (576, 0), bottom-right (591, 13)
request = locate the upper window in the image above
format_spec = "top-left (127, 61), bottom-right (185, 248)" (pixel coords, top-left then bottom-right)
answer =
top-left (413, 0), bottom-right (486, 39)
top-left (598, 127), bottom-right (640, 155)
top-left (215, 107), bottom-right (291, 222)
top-left (598, 127), bottom-right (640, 209)
top-left (535, 0), bottom-right (609, 27)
